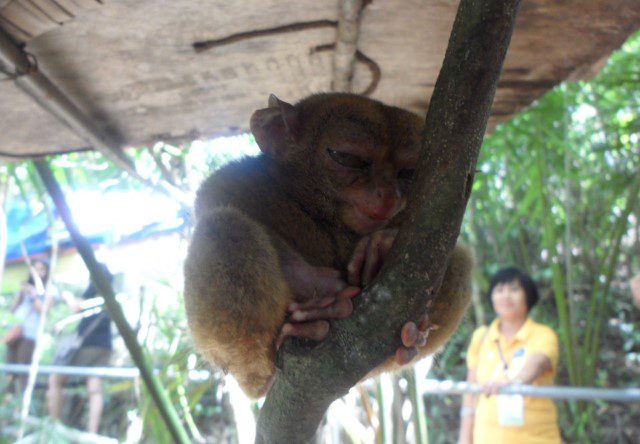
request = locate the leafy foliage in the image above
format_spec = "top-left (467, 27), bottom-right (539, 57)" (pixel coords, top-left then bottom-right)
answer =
top-left (428, 30), bottom-right (640, 443)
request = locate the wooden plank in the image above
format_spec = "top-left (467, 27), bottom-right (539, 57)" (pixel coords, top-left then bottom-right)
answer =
top-left (1, 2), bottom-right (57, 37)
top-left (68, 0), bottom-right (102, 11)
top-left (29, 0), bottom-right (73, 23)
top-left (17, 0), bottom-right (59, 26)
top-left (0, 0), bottom-right (638, 156)
top-left (0, 15), bottom-right (32, 42)
top-left (51, 0), bottom-right (81, 18)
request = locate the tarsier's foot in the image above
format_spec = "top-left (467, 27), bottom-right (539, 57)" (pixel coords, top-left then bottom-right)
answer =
top-left (277, 286), bottom-right (361, 347)
top-left (279, 255), bottom-right (361, 347)
top-left (396, 315), bottom-right (439, 365)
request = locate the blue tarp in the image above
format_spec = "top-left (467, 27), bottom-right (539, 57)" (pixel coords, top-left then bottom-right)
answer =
top-left (6, 190), bottom-right (188, 262)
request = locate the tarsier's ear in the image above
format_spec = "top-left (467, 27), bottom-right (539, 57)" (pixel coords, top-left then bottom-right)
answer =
top-left (250, 94), bottom-right (299, 158)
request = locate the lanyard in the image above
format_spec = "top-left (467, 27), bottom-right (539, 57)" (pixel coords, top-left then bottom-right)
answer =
top-left (495, 339), bottom-right (510, 378)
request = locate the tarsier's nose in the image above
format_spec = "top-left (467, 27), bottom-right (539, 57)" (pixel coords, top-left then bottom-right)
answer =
top-left (364, 186), bottom-right (402, 221)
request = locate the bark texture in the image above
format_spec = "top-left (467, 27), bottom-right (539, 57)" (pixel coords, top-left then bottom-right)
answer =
top-left (256, 1), bottom-right (523, 442)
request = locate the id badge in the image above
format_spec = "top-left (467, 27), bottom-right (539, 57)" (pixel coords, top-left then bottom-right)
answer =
top-left (497, 394), bottom-right (524, 427)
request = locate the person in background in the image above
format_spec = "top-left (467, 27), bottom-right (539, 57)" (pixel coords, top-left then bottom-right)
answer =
top-left (458, 267), bottom-right (561, 444)
top-left (48, 264), bottom-right (114, 435)
top-left (4, 259), bottom-right (54, 393)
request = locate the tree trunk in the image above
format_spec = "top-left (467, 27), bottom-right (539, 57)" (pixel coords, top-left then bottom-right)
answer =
top-left (256, 0), bottom-right (522, 442)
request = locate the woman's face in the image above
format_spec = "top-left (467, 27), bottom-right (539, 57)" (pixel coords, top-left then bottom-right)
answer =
top-left (491, 279), bottom-right (528, 320)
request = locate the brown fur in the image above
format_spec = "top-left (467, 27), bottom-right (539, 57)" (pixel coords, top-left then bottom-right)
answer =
top-left (184, 93), bottom-right (472, 398)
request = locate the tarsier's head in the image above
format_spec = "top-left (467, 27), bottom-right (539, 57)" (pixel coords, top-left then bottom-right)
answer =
top-left (250, 93), bottom-right (423, 235)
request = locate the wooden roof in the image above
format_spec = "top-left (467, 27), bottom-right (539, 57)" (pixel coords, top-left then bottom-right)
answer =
top-left (0, 0), bottom-right (639, 158)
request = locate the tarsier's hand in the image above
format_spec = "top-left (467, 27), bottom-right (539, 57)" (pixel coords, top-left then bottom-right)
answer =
top-left (347, 229), bottom-right (399, 287)
top-left (278, 259), bottom-right (360, 347)
top-left (347, 229), bottom-right (438, 365)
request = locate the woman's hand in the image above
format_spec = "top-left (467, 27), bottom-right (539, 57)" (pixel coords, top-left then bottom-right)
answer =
top-left (481, 379), bottom-right (512, 396)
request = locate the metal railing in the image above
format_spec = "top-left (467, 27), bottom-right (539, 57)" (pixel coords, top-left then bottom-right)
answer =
top-left (421, 379), bottom-right (640, 403)
top-left (0, 363), bottom-right (209, 381)
top-left (2, 363), bottom-right (638, 403)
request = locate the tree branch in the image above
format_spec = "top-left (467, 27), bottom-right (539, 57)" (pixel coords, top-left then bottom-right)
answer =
top-left (256, 0), bottom-right (522, 442)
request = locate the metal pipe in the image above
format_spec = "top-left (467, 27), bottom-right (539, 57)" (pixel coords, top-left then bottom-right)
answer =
top-left (0, 363), bottom-right (140, 379)
top-left (422, 379), bottom-right (640, 403)
top-left (0, 363), bottom-right (212, 381)
top-left (3, 363), bottom-right (638, 403)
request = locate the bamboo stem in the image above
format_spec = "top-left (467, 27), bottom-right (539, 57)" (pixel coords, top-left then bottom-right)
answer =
top-left (33, 159), bottom-right (190, 444)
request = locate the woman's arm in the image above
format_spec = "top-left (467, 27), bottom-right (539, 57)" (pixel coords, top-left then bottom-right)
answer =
top-left (512, 352), bottom-right (552, 384)
top-left (60, 290), bottom-right (81, 313)
top-left (458, 368), bottom-right (478, 444)
top-left (483, 352), bottom-right (552, 394)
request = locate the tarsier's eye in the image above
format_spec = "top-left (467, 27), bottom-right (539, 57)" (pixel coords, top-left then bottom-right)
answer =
top-left (327, 149), bottom-right (370, 170)
top-left (398, 168), bottom-right (415, 180)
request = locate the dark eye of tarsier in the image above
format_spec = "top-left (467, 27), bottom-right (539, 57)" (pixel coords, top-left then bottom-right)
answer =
top-left (327, 149), bottom-right (370, 170)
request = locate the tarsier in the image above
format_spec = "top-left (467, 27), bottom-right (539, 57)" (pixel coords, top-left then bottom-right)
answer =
top-left (184, 93), bottom-right (472, 398)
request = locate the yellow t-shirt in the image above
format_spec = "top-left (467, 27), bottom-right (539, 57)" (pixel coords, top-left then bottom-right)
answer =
top-left (466, 317), bottom-right (561, 444)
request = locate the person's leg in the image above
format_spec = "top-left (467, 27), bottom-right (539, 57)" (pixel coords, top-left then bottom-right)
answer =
top-left (86, 376), bottom-right (104, 434)
top-left (15, 338), bottom-right (35, 392)
top-left (6, 339), bottom-right (19, 393)
top-left (48, 373), bottom-right (67, 420)
top-left (74, 346), bottom-right (111, 433)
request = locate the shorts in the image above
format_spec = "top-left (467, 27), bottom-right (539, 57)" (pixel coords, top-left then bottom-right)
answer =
top-left (61, 346), bottom-right (112, 367)
top-left (6, 337), bottom-right (36, 365)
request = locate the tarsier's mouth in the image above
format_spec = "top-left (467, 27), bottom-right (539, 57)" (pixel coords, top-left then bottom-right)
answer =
top-left (350, 207), bottom-right (392, 233)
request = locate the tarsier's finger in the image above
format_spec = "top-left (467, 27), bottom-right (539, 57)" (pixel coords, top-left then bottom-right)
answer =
top-left (401, 322), bottom-right (429, 348)
top-left (315, 267), bottom-right (342, 280)
top-left (341, 286), bottom-right (362, 299)
top-left (362, 237), bottom-right (383, 286)
top-left (313, 267), bottom-right (347, 295)
top-left (395, 346), bottom-right (419, 365)
top-left (401, 322), bottom-right (419, 347)
top-left (277, 320), bottom-right (330, 348)
top-left (347, 236), bottom-right (370, 286)
top-left (290, 292), bottom-right (354, 322)
top-left (289, 296), bottom-right (335, 312)
top-left (418, 315), bottom-right (430, 331)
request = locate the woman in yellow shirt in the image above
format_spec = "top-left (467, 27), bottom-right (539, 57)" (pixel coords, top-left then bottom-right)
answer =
top-left (458, 267), bottom-right (561, 444)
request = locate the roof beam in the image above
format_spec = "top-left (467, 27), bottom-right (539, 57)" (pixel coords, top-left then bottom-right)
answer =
top-left (0, 27), bottom-right (141, 178)
top-left (0, 28), bottom-right (192, 205)
top-left (331, 0), bottom-right (364, 92)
